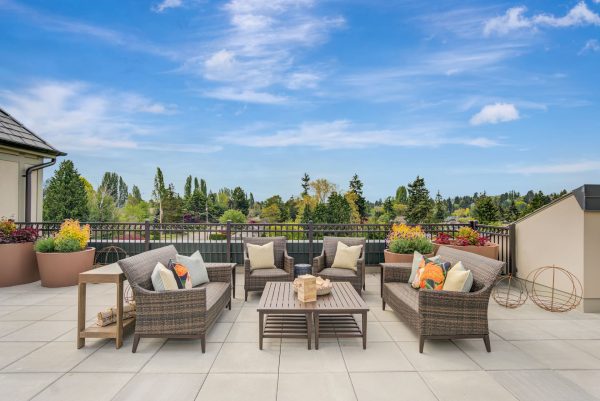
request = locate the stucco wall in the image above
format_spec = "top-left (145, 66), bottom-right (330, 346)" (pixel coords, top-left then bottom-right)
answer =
top-left (0, 148), bottom-right (44, 221)
top-left (584, 211), bottom-right (600, 302)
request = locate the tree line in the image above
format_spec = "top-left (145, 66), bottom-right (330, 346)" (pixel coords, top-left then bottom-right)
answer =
top-left (42, 160), bottom-right (566, 225)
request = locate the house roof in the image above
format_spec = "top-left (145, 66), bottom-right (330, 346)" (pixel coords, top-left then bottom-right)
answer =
top-left (0, 107), bottom-right (66, 156)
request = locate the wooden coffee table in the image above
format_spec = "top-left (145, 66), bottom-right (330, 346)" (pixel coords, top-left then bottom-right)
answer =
top-left (257, 281), bottom-right (369, 350)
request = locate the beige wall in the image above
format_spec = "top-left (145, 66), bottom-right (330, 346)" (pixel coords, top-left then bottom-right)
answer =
top-left (0, 148), bottom-right (45, 221)
top-left (0, 159), bottom-right (19, 219)
top-left (583, 211), bottom-right (600, 310)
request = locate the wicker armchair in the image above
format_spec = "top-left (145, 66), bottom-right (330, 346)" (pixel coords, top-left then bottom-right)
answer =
top-left (118, 245), bottom-right (232, 353)
top-left (312, 236), bottom-right (366, 293)
top-left (243, 237), bottom-right (294, 300)
top-left (382, 246), bottom-right (503, 353)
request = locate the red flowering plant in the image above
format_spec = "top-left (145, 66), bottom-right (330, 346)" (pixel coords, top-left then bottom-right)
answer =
top-left (0, 219), bottom-right (39, 244)
top-left (433, 232), bottom-right (451, 245)
top-left (433, 227), bottom-right (489, 247)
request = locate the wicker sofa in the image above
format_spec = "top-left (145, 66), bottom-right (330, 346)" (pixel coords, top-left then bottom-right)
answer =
top-left (382, 246), bottom-right (503, 353)
top-left (118, 245), bottom-right (232, 353)
top-left (312, 236), bottom-right (366, 293)
top-left (243, 237), bottom-right (294, 300)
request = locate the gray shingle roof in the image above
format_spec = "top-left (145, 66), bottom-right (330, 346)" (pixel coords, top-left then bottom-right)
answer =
top-left (0, 107), bottom-right (66, 156)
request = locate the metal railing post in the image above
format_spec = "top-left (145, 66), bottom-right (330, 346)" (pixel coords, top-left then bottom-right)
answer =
top-left (144, 220), bottom-right (150, 252)
top-left (226, 220), bottom-right (232, 263)
top-left (509, 223), bottom-right (516, 275)
top-left (469, 220), bottom-right (478, 230)
top-left (308, 220), bottom-right (314, 263)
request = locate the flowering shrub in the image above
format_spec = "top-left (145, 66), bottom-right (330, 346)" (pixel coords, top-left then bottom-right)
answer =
top-left (35, 219), bottom-right (90, 253)
top-left (433, 227), bottom-right (489, 246)
top-left (433, 232), bottom-right (451, 245)
top-left (387, 224), bottom-right (425, 243)
top-left (0, 219), bottom-right (39, 244)
top-left (387, 224), bottom-right (433, 254)
top-left (0, 219), bottom-right (17, 237)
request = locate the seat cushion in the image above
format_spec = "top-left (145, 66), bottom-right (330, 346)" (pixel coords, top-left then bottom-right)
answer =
top-left (318, 267), bottom-right (358, 278)
top-left (195, 282), bottom-right (229, 311)
top-left (250, 268), bottom-right (288, 278)
top-left (384, 282), bottom-right (419, 312)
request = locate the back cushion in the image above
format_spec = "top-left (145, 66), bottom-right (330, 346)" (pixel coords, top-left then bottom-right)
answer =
top-left (436, 246), bottom-right (504, 291)
top-left (324, 237), bottom-right (365, 267)
top-left (118, 245), bottom-right (178, 290)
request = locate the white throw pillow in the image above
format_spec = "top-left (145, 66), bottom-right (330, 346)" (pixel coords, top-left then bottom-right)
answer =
top-left (443, 261), bottom-right (473, 292)
top-left (151, 262), bottom-right (179, 291)
top-left (408, 252), bottom-right (441, 284)
top-left (247, 242), bottom-right (277, 270)
top-left (331, 241), bottom-right (363, 271)
top-left (176, 251), bottom-right (209, 286)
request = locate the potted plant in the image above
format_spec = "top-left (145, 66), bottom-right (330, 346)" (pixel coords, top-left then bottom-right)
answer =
top-left (384, 224), bottom-right (434, 263)
top-left (0, 219), bottom-right (40, 287)
top-left (35, 219), bottom-right (95, 287)
top-left (433, 227), bottom-right (499, 259)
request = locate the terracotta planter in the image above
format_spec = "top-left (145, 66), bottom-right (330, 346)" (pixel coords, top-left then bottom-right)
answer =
top-left (0, 242), bottom-right (39, 287)
top-left (436, 243), bottom-right (499, 260)
top-left (383, 249), bottom-right (434, 264)
top-left (36, 247), bottom-right (96, 287)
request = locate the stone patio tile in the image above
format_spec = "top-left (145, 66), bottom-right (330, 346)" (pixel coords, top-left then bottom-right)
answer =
top-left (0, 293), bottom-right (58, 306)
top-left (397, 340), bottom-right (481, 371)
top-left (142, 339), bottom-right (220, 373)
top-left (0, 320), bottom-right (34, 338)
top-left (279, 342), bottom-right (346, 372)
top-left (0, 372), bottom-right (62, 401)
top-left (423, 371), bottom-right (519, 401)
top-left (43, 305), bottom-right (99, 321)
top-left (489, 319), bottom-right (557, 340)
top-left (0, 320), bottom-right (75, 341)
top-left (211, 342), bottom-right (280, 373)
top-left (511, 339), bottom-right (600, 369)
top-left (278, 372), bottom-right (357, 401)
top-left (114, 373), bottom-right (205, 401)
top-left (0, 305), bottom-right (68, 321)
top-left (32, 372), bottom-right (133, 401)
top-left (351, 372), bottom-right (438, 401)
top-left (0, 305), bottom-right (25, 317)
top-left (533, 319), bottom-right (600, 340)
top-left (340, 341), bottom-right (413, 372)
top-left (216, 307), bottom-right (241, 323)
top-left (557, 370), bottom-right (600, 399)
top-left (0, 341), bottom-right (45, 369)
top-left (236, 306), bottom-right (259, 322)
top-left (380, 321), bottom-right (418, 341)
top-left (196, 373), bottom-right (277, 401)
top-left (73, 337), bottom-right (164, 373)
top-left (371, 308), bottom-right (401, 322)
top-left (206, 322), bottom-right (233, 342)
top-left (454, 337), bottom-right (545, 370)
top-left (566, 339), bottom-right (600, 359)
top-left (490, 370), bottom-right (597, 401)
top-left (225, 321), bottom-right (281, 343)
top-left (3, 341), bottom-right (100, 372)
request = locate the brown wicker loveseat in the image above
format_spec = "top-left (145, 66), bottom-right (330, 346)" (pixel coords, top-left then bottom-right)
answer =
top-left (118, 245), bottom-right (232, 353)
top-left (382, 246), bottom-right (503, 353)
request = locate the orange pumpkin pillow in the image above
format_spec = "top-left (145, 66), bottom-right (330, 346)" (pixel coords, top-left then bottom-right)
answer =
top-left (411, 258), bottom-right (451, 290)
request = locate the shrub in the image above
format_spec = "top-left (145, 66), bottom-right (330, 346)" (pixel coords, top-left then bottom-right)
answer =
top-left (389, 236), bottom-right (434, 254)
top-left (262, 226), bottom-right (306, 240)
top-left (54, 219), bottom-right (90, 251)
top-left (387, 223), bottom-right (426, 242)
top-left (0, 219), bottom-right (16, 237)
top-left (209, 233), bottom-right (227, 240)
top-left (219, 209), bottom-right (247, 224)
top-left (433, 232), bottom-right (451, 245)
top-left (54, 237), bottom-right (83, 252)
top-left (35, 237), bottom-right (55, 253)
top-left (435, 227), bottom-right (489, 246)
top-left (0, 218), bottom-right (39, 244)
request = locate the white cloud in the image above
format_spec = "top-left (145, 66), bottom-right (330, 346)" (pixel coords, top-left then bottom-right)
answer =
top-left (508, 161), bottom-right (600, 174)
top-left (580, 39), bottom-right (600, 54)
top-left (220, 120), bottom-right (500, 149)
top-left (484, 2), bottom-right (600, 36)
top-left (203, 88), bottom-right (287, 104)
top-left (0, 81), bottom-right (218, 154)
top-left (470, 103), bottom-right (520, 125)
top-left (152, 0), bottom-right (183, 13)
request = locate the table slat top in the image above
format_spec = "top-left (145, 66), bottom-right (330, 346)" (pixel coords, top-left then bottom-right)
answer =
top-left (258, 282), bottom-right (368, 312)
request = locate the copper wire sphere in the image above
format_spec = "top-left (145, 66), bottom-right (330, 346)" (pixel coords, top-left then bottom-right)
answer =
top-left (526, 265), bottom-right (582, 312)
top-left (492, 275), bottom-right (528, 309)
top-left (94, 245), bottom-right (128, 266)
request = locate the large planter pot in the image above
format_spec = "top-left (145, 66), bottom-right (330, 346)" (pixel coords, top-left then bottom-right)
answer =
top-left (384, 249), bottom-right (434, 264)
top-left (436, 243), bottom-right (500, 260)
top-left (36, 247), bottom-right (96, 288)
top-left (0, 242), bottom-right (39, 287)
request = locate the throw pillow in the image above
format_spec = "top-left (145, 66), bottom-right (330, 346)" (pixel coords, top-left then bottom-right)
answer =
top-left (167, 259), bottom-right (193, 289)
top-left (331, 242), bottom-right (363, 271)
top-left (151, 262), bottom-right (179, 291)
top-left (176, 251), bottom-right (209, 286)
top-left (247, 242), bottom-right (277, 270)
top-left (443, 261), bottom-right (474, 292)
top-left (408, 252), bottom-right (441, 284)
top-left (412, 258), bottom-right (451, 290)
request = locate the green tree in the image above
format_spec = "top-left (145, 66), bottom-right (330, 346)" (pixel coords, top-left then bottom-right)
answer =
top-left (119, 196), bottom-right (150, 222)
top-left (348, 174), bottom-right (367, 220)
top-left (505, 200), bottom-right (520, 222)
top-left (300, 204), bottom-right (313, 223)
top-left (219, 209), bottom-right (247, 223)
top-left (200, 179), bottom-right (207, 196)
top-left (248, 193), bottom-right (255, 208)
top-left (152, 167), bottom-right (167, 223)
top-left (326, 192), bottom-right (352, 223)
top-left (89, 185), bottom-right (118, 222)
top-left (301, 173), bottom-right (310, 196)
top-left (184, 175), bottom-right (193, 201)
top-left (474, 193), bottom-right (499, 224)
top-left (312, 202), bottom-right (328, 223)
top-left (405, 176), bottom-right (431, 224)
top-left (433, 191), bottom-right (447, 222)
top-left (231, 187), bottom-right (249, 215)
top-left (117, 177), bottom-right (128, 207)
top-left (131, 185), bottom-right (143, 202)
top-left (261, 204), bottom-right (282, 223)
top-left (310, 178), bottom-right (336, 203)
top-left (100, 172), bottom-right (119, 201)
top-left (160, 183), bottom-right (184, 223)
top-left (395, 185), bottom-right (408, 204)
top-left (383, 197), bottom-right (395, 216)
top-left (43, 160), bottom-right (89, 221)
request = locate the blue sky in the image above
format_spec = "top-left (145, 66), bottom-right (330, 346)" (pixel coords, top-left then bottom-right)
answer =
top-left (1, 0), bottom-right (599, 201)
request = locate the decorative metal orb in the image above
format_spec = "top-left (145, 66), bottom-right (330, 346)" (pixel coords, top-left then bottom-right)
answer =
top-left (94, 246), bottom-right (128, 266)
top-left (492, 275), bottom-right (528, 309)
top-left (526, 265), bottom-right (582, 312)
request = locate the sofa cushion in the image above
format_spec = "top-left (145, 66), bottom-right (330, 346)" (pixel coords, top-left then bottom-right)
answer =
top-left (412, 259), bottom-right (450, 290)
top-left (443, 261), bottom-right (473, 292)
top-left (408, 252), bottom-right (441, 284)
top-left (250, 268), bottom-right (288, 278)
top-left (195, 282), bottom-right (230, 311)
top-left (167, 259), bottom-right (193, 289)
top-left (384, 282), bottom-right (419, 312)
top-left (436, 246), bottom-right (504, 291)
top-left (177, 251), bottom-right (209, 286)
top-left (331, 241), bottom-right (363, 271)
top-left (318, 267), bottom-right (357, 277)
top-left (247, 241), bottom-right (276, 270)
top-left (151, 262), bottom-right (179, 291)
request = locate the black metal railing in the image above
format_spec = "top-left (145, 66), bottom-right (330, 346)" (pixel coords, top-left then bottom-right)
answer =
top-left (17, 220), bottom-right (515, 274)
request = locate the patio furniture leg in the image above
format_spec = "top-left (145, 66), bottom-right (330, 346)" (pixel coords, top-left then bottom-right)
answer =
top-left (201, 335), bottom-right (206, 353)
top-left (419, 336), bottom-right (425, 353)
top-left (314, 313), bottom-right (320, 350)
top-left (306, 312), bottom-right (312, 350)
top-left (132, 334), bottom-right (140, 353)
top-left (382, 300), bottom-right (385, 310)
top-left (483, 334), bottom-right (491, 352)
top-left (259, 312), bottom-right (264, 350)
top-left (232, 267), bottom-right (236, 298)
top-left (245, 290), bottom-right (248, 301)
top-left (77, 283), bottom-right (86, 349)
top-left (116, 278), bottom-right (124, 349)
top-left (362, 312), bottom-right (367, 349)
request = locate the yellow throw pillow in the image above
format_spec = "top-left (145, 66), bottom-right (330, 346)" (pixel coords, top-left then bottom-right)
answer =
top-left (247, 242), bottom-right (277, 270)
top-left (331, 241), bottom-right (362, 271)
top-left (442, 261), bottom-right (473, 292)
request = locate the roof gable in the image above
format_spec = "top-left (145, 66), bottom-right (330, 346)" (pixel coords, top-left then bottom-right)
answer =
top-left (0, 107), bottom-right (65, 156)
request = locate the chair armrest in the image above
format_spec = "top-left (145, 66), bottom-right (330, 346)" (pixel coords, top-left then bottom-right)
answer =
top-left (382, 263), bottom-right (411, 283)
top-left (205, 263), bottom-right (233, 283)
top-left (284, 251), bottom-right (294, 276)
top-left (244, 257), bottom-right (251, 278)
top-left (312, 254), bottom-right (325, 274)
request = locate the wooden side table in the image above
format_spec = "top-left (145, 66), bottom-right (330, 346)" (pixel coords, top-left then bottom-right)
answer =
top-left (77, 263), bottom-right (134, 349)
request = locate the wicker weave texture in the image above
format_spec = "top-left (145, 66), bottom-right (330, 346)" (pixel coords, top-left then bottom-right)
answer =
top-left (312, 236), bottom-right (365, 293)
top-left (243, 237), bottom-right (294, 295)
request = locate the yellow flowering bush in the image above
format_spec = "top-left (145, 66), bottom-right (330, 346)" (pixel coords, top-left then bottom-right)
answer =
top-left (387, 224), bottom-right (425, 242)
top-left (386, 224), bottom-right (433, 254)
top-left (54, 219), bottom-right (90, 252)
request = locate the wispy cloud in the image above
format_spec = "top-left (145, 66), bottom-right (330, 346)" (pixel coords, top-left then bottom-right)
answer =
top-left (152, 0), bottom-right (183, 13)
top-left (579, 39), bottom-right (600, 54)
top-left (202, 88), bottom-right (288, 104)
top-left (508, 161), bottom-right (600, 174)
top-left (220, 120), bottom-right (500, 149)
top-left (0, 81), bottom-right (219, 154)
top-left (470, 103), bottom-right (520, 125)
top-left (484, 2), bottom-right (600, 36)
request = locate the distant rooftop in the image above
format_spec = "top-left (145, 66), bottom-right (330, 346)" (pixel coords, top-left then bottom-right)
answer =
top-left (0, 107), bottom-right (65, 156)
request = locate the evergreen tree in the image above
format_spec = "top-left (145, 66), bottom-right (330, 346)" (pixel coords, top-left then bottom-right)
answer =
top-left (117, 177), bottom-right (128, 207)
top-left (89, 185), bottom-right (118, 222)
top-left (300, 204), bottom-right (313, 223)
top-left (506, 200), bottom-right (520, 222)
top-left (383, 197), bottom-right (395, 216)
top-left (152, 167), bottom-right (167, 223)
top-left (395, 186), bottom-right (408, 204)
top-left (248, 193), bottom-right (255, 208)
top-left (301, 173), bottom-right (310, 196)
top-left (193, 177), bottom-right (200, 193)
top-left (474, 193), bottom-right (499, 224)
top-left (231, 186), bottom-right (249, 215)
top-left (433, 191), bottom-right (447, 222)
top-left (43, 160), bottom-right (89, 221)
top-left (285, 197), bottom-right (298, 221)
top-left (405, 176), bottom-right (431, 224)
top-left (200, 179), bottom-right (207, 196)
top-left (312, 202), bottom-right (328, 223)
top-left (184, 176), bottom-right (192, 201)
top-left (348, 174), bottom-right (367, 220)
top-left (131, 185), bottom-right (143, 202)
top-left (100, 172), bottom-right (119, 201)
top-left (326, 192), bottom-right (352, 223)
